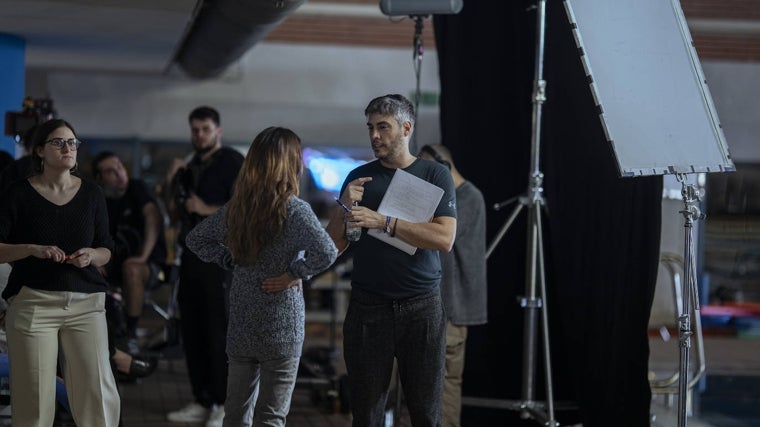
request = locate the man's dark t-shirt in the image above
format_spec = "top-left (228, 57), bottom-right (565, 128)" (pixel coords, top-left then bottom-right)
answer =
top-left (177, 146), bottom-right (244, 246)
top-left (106, 178), bottom-right (167, 269)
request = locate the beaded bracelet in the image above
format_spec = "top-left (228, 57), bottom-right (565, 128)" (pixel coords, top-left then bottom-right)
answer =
top-left (390, 217), bottom-right (398, 237)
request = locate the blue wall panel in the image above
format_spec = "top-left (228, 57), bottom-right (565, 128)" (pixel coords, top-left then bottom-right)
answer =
top-left (0, 33), bottom-right (25, 157)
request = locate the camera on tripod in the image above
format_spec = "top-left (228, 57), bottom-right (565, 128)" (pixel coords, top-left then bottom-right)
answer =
top-left (171, 167), bottom-right (201, 228)
top-left (172, 167), bottom-right (193, 205)
top-left (4, 97), bottom-right (57, 138)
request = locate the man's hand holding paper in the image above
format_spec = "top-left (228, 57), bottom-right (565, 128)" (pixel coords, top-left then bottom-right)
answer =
top-left (368, 168), bottom-right (447, 254)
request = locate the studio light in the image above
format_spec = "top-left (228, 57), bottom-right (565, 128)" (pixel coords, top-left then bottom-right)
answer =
top-left (379, 0), bottom-right (462, 16)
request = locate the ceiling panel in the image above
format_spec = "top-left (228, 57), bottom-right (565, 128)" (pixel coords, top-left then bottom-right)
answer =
top-left (0, 0), bottom-right (759, 79)
top-left (0, 0), bottom-right (196, 73)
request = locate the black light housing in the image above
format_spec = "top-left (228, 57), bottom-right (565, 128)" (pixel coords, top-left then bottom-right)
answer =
top-left (379, 0), bottom-right (463, 16)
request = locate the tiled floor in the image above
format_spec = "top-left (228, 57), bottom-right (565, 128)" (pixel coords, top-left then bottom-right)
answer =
top-left (8, 276), bottom-right (755, 427)
top-left (5, 273), bottom-right (760, 425)
top-left (117, 354), bottom-right (357, 427)
top-left (106, 321), bottom-right (760, 427)
top-left (113, 306), bottom-right (368, 427)
top-left (649, 334), bottom-right (760, 427)
top-left (111, 265), bottom-right (760, 426)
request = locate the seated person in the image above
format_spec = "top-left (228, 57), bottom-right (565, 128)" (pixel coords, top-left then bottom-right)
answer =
top-left (0, 150), bottom-right (12, 173)
top-left (92, 151), bottom-right (167, 353)
top-left (105, 293), bottom-right (157, 381)
top-left (0, 124), bottom-right (37, 194)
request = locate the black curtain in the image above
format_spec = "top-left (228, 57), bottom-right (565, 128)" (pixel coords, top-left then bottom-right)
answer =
top-left (434, 1), bottom-right (662, 426)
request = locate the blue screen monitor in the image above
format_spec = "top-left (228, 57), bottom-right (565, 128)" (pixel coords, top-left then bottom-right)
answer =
top-left (303, 147), bottom-right (369, 193)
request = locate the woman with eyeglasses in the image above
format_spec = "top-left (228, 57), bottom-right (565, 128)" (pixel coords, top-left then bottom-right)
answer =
top-left (0, 119), bottom-right (121, 426)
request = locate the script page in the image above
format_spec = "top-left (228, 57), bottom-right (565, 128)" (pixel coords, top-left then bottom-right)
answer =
top-left (367, 168), bottom-right (444, 255)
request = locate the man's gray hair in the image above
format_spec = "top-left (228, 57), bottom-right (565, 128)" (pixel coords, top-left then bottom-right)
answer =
top-left (364, 94), bottom-right (416, 130)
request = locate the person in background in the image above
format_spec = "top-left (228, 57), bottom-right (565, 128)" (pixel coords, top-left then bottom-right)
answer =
top-left (92, 151), bottom-right (167, 354)
top-left (0, 124), bottom-right (38, 194)
top-left (326, 94), bottom-right (457, 426)
top-left (0, 150), bottom-right (12, 173)
top-left (187, 126), bottom-right (338, 427)
top-left (109, 327), bottom-right (157, 382)
top-left (0, 119), bottom-right (120, 426)
top-left (164, 106), bottom-right (244, 427)
top-left (1, 126), bottom-right (43, 315)
top-left (418, 143), bottom-right (488, 427)
top-left (0, 149), bottom-right (15, 337)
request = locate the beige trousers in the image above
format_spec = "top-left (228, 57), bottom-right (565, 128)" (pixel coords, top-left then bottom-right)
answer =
top-left (443, 322), bottom-right (467, 427)
top-left (6, 286), bottom-right (121, 427)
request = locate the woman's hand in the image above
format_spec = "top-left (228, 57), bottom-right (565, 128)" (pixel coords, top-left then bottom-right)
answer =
top-left (65, 248), bottom-right (94, 268)
top-left (30, 244), bottom-right (68, 263)
top-left (262, 273), bottom-right (302, 293)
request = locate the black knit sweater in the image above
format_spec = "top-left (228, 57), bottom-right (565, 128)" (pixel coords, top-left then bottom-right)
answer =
top-left (0, 178), bottom-right (114, 301)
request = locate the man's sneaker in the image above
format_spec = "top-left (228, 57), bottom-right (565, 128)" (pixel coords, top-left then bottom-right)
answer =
top-left (167, 402), bottom-right (209, 423)
top-left (205, 405), bottom-right (225, 427)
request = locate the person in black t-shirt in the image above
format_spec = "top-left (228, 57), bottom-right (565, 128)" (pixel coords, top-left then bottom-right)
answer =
top-left (0, 150), bottom-right (12, 173)
top-left (0, 124), bottom-right (37, 196)
top-left (164, 106), bottom-right (243, 427)
top-left (418, 144), bottom-right (487, 427)
top-left (326, 94), bottom-right (457, 426)
top-left (92, 151), bottom-right (167, 353)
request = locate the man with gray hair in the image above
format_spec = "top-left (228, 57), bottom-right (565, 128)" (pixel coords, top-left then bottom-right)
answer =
top-left (327, 94), bottom-right (457, 426)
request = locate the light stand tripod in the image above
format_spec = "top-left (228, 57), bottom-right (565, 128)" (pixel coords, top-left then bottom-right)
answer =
top-left (675, 174), bottom-right (705, 427)
top-left (410, 14), bottom-right (426, 155)
top-left (478, 1), bottom-right (558, 425)
top-left (385, 15), bottom-right (428, 427)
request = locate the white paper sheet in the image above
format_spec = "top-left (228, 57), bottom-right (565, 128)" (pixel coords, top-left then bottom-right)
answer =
top-left (367, 168), bottom-right (444, 255)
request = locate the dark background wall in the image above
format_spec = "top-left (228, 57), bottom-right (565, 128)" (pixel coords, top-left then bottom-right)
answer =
top-left (435, 2), bottom-right (663, 426)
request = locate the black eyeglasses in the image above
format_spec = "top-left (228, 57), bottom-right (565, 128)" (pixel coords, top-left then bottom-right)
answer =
top-left (46, 138), bottom-right (82, 150)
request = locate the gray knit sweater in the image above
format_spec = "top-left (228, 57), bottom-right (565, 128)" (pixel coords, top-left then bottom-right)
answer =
top-left (186, 196), bottom-right (337, 360)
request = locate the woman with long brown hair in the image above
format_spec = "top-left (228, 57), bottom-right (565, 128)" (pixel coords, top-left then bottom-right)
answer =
top-left (186, 126), bottom-right (337, 427)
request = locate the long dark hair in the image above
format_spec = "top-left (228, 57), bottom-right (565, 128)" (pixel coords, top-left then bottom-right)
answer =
top-left (225, 127), bottom-right (303, 264)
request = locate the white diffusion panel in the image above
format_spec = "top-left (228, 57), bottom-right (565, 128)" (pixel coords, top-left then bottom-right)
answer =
top-left (563, 0), bottom-right (734, 177)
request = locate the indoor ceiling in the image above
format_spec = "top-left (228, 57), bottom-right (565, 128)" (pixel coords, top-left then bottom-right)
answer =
top-left (0, 0), bottom-right (198, 74)
top-left (0, 0), bottom-right (431, 78)
top-left (0, 0), bottom-right (758, 79)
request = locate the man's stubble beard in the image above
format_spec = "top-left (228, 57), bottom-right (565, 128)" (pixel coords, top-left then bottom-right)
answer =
top-left (103, 185), bottom-right (126, 200)
top-left (194, 136), bottom-right (220, 156)
top-left (377, 135), bottom-right (405, 163)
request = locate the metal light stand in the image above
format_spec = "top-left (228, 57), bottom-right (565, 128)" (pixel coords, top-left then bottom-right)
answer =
top-left (410, 14), bottom-right (426, 155)
top-left (474, 1), bottom-right (558, 425)
top-left (675, 173), bottom-right (705, 427)
top-left (388, 15), bottom-right (428, 426)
